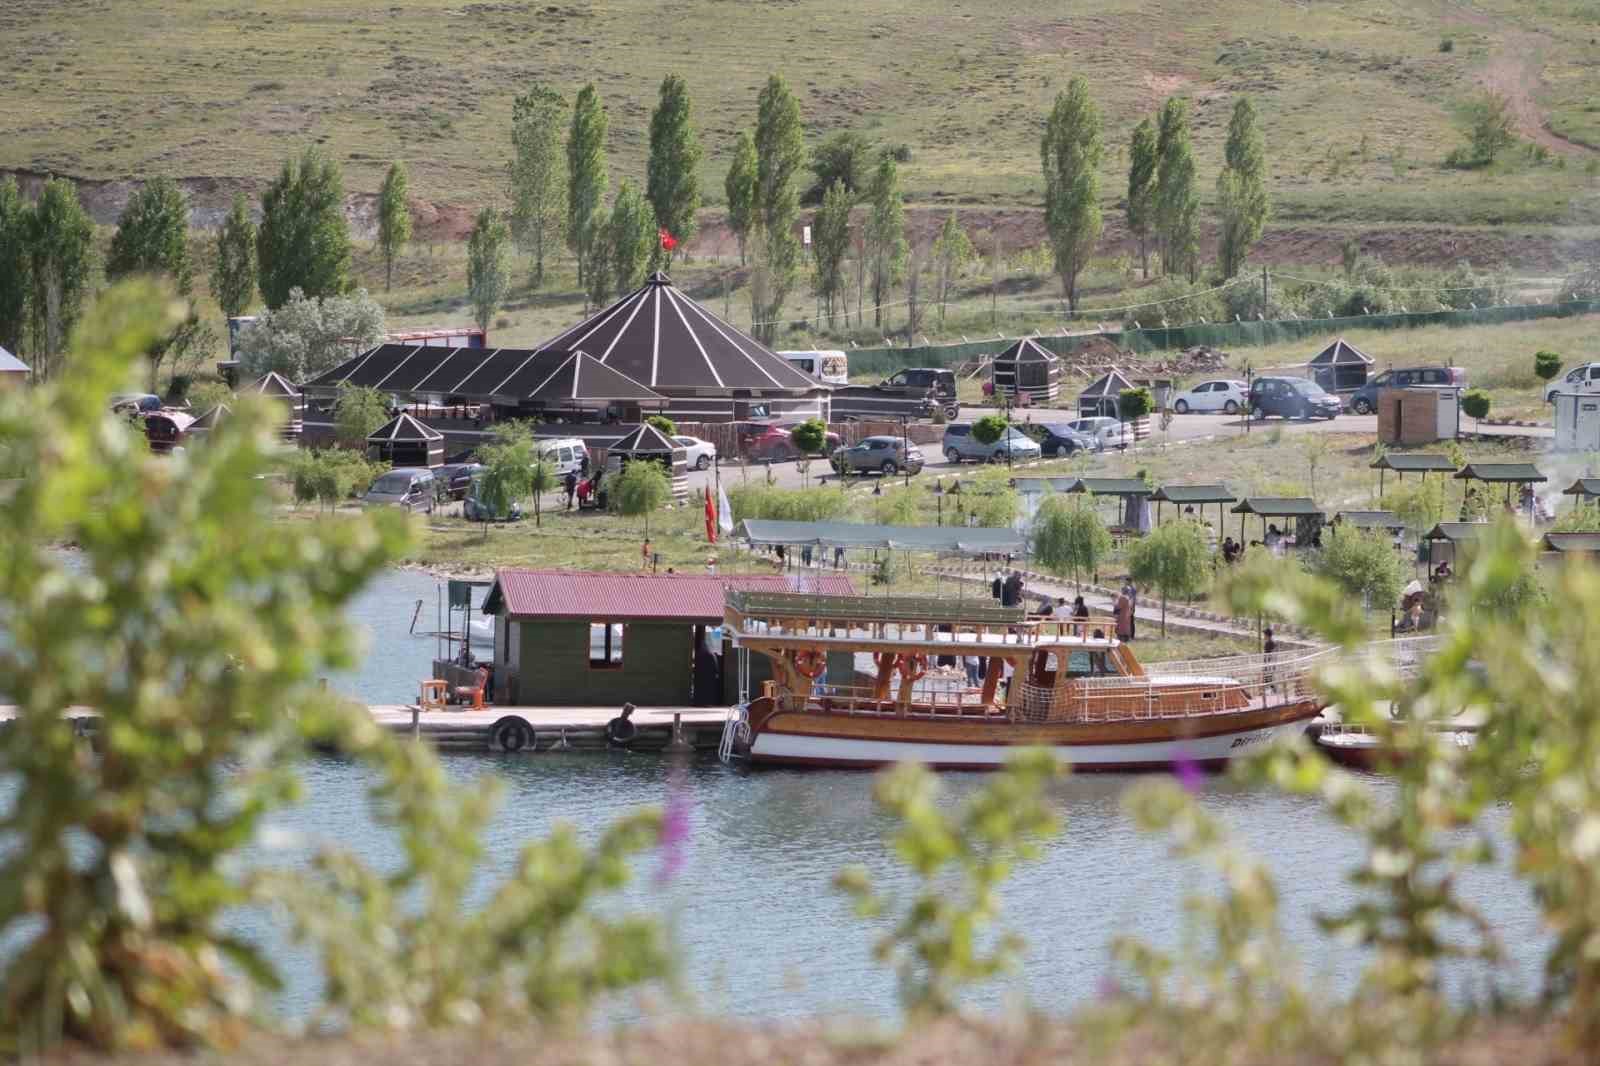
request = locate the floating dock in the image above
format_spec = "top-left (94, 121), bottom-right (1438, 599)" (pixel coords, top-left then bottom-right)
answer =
top-left (0, 705), bottom-right (730, 755)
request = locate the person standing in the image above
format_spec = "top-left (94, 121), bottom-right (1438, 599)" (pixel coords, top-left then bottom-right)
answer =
top-left (991, 571), bottom-right (1004, 601)
top-left (1121, 581), bottom-right (1138, 640)
top-left (564, 471), bottom-right (578, 510)
top-left (642, 538), bottom-right (653, 569)
top-left (964, 654), bottom-right (983, 688)
top-left (1113, 590), bottom-right (1134, 643)
top-left (1072, 595), bottom-right (1089, 619)
top-left (1263, 626), bottom-right (1279, 693)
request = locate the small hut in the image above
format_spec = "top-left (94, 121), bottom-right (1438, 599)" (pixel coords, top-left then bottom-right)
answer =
top-left (606, 423), bottom-right (689, 500)
top-left (367, 412), bottom-right (445, 468)
top-left (991, 338), bottom-right (1061, 405)
top-left (1308, 337), bottom-right (1373, 393)
top-left (1231, 497), bottom-right (1325, 547)
top-left (1076, 368), bottom-right (1139, 419)
top-left (1560, 478), bottom-right (1600, 506)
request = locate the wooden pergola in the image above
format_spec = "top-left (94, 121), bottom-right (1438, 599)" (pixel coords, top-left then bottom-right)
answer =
top-left (1230, 497), bottom-right (1325, 546)
top-left (1151, 483), bottom-right (1235, 531)
top-left (1421, 521), bottom-right (1488, 569)
top-left (1371, 452), bottom-right (1457, 497)
top-left (1454, 462), bottom-right (1547, 517)
top-left (1064, 477), bottom-right (1155, 536)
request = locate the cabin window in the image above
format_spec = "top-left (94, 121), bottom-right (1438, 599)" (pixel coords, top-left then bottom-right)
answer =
top-left (1029, 651), bottom-right (1060, 686)
top-left (1064, 650), bottom-right (1114, 677)
top-left (589, 623), bottom-right (624, 668)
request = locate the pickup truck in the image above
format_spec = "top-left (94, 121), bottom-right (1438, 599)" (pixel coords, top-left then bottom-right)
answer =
top-left (829, 368), bottom-right (961, 422)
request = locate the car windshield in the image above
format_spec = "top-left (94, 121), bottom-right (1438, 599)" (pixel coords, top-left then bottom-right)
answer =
top-left (1044, 424), bottom-right (1075, 435)
top-left (371, 473), bottom-right (414, 494)
top-left (1291, 380), bottom-right (1328, 396)
top-left (1001, 427), bottom-right (1031, 441)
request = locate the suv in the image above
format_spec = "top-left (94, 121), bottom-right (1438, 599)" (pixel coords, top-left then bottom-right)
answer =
top-left (1546, 362), bottom-right (1600, 403)
top-left (830, 435), bottom-right (925, 476)
top-left (942, 423), bottom-right (1043, 464)
top-left (831, 367), bottom-right (960, 421)
top-left (1349, 366), bottom-right (1466, 414)
top-left (1248, 377), bottom-right (1342, 421)
top-left (1032, 423), bottom-right (1100, 456)
top-left (364, 468), bottom-right (437, 513)
top-left (740, 422), bottom-right (843, 463)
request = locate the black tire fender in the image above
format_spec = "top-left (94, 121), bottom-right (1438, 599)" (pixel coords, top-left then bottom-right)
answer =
top-left (491, 715), bottom-right (533, 753)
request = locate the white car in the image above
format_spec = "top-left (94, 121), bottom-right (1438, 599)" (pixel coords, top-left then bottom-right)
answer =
top-left (1170, 379), bottom-right (1248, 414)
top-left (1546, 362), bottom-right (1600, 403)
top-left (1066, 417), bottom-right (1128, 447)
top-left (674, 435), bottom-right (717, 470)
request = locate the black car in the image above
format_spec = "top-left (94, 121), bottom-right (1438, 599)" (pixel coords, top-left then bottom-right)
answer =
top-left (1032, 423), bottom-right (1100, 457)
top-left (1347, 366), bottom-right (1467, 415)
top-left (1248, 377), bottom-right (1341, 421)
top-left (437, 462), bottom-right (484, 501)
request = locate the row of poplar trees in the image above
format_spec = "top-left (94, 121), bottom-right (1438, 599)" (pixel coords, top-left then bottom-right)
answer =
top-left (1042, 75), bottom-right (1269, 310)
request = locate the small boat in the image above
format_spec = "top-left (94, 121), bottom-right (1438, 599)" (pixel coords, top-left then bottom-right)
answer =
top-left (719, 590), bottom-right (1324, 771)
top-left (1314, 722), bottom-right (1474, 771)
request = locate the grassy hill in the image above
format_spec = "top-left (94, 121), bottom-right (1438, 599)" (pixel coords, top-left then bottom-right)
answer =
top-left (5, 0), bottom-right (1599, 232)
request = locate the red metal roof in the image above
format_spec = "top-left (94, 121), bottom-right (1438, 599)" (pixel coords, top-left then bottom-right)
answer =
top-left (484, 569), bottom-right (856, 621)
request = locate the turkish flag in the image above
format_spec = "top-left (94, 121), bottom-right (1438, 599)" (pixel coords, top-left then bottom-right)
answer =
top-left (659, 228), bottom-right (678, 251)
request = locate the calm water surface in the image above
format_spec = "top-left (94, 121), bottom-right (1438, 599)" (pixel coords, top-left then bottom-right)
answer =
top-left (224, 568), bottom-right (1549, 1021)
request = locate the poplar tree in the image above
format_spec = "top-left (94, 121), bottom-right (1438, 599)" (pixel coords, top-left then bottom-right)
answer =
top-left (256, 147), bottom-right (352, 308)
top-left (466, 207), bottom-right (509, 333)
top-left (566, 84), bottom-right (609, 293)
top-left (376, 162), bottom-right (411, 292)
top-left (509, 84), bottom-right (567, 289)
top-left (1126, 118), bottom-right (1158, 279)
top-left (646, 74), bottom-right (702, 264)
top-left (608, 179), bottom-right (657, 297)
top-left (108, 177), bottom-right (202, 388)
top-left (753, 75), bottom-right (805, 343)
top-left (866, 155), bottom-right (907, 330)
top-left (811, 178), bottom-right (852, 328)
top-left (1216, 96), bottom-right (1269, 279)
top-left (1040, 75), bottom-right (1103, 312)
top-left (1154, 98), bottom-right (1200, 282)
top-left (0, 177), bottom-right (28, 356)
top-left (212, 193), bottom-right (257, 319)
top-left (26, 177), bottom-right (94, 378)
top-left (724, 130), bottom-right (758, 267)
top-left (932, 211), bottom-right (975, 326)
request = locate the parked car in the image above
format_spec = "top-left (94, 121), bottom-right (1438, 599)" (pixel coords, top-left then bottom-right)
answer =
top-left (1348, 366), bottom-right (1467, 414)
top-left (1170, 379), bottom-right (1248, 415)
top-left (673, 434), bottom-right (717, 470)
top-left (741, 423), bottom-right (843, 463)
top-left (364, 467), bottom-right (436, 514)
top-left (1545, 361), bottom-right (1600, 403)
top-left (830, 435), bottom-right (925, 476)
top-left (1065, 416), bottom-right (1128, 448)
top-left (1248, 376), bottom-right (1342, 420)
top-left (942, 422), bottom-right (1043, 464)
top-left (536, 437), bottom-right (590, 477)
top-left (1032, 423), bottom-right (1101, 457)
top-left (433, 462), bottom-right (483, 501)
top-left (462, 473), bottom-right (524, 522)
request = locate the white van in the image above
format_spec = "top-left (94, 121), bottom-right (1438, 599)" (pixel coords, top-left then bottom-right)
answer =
top-left (537, 437), bottom-right (590, 477)
top-left (778, 350), bottom-right (849, 386)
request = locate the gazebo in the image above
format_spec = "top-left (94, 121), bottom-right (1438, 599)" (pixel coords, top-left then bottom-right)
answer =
top-left (1542, 532), bottom-right (1600, 555)
top-left (1454, 462), bottom-right (1547, 516)
top-left (367, 412), bottom-right (444, 468)
top-left (1076, 368), bottom-right (1139, 419)
top-left (1230, 497), bottom-right (1325, 546)
top-left (1372, 452), bottom-right (1457, 496)
top-left (607, 423), bottom-right (690, 500)
top-left (1063, 477), bottom-right (1154, 535)
top-left (991, 338), bottom-right (1061, 405)
top-left (1307, 337), bottom-right (1374, 393)
top-left (1422, 521), bottom-right (1488, 570)
top-left (1561, 478), bottom-right (1600, 506)
top-left (245, 371), bottom-right (304, 440)
top-left (1151, 484), bottom-right (1236, 531)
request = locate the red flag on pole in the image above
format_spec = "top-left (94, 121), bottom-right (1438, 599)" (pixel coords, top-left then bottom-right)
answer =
top-left (704, 486), bottom-right (717, 544)
top-left (659, 228), bottom-right (678, 252)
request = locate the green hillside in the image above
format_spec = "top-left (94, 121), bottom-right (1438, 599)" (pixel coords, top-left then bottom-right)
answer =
top-left (4, 0), bottom-right (1599, 229)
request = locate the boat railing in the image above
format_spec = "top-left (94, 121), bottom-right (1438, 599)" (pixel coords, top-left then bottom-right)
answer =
top-left (784, 679), bottom-right (1000, 719)
top-left (725, 609), bottom-right (1120, 649)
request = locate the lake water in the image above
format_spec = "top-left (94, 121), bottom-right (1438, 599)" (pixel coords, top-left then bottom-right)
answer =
top-left (226, 568), bottom-right (1549, 1022)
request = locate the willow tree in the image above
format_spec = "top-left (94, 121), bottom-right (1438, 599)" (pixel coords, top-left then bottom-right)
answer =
top-left (610, 460), bottom-right (671, 539)
top-left (1033, 493), bottom-right (1111, 590)
top-left (1040, 75), bottom-right (1103, 312)
top-left (1126, 518), bottom-right (1209, 635)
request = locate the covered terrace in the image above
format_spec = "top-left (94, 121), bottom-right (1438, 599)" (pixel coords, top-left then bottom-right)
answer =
top-left (1372, 452), bottom-right (1457, 496)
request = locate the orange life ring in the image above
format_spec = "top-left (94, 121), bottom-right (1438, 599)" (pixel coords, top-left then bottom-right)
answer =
top-left (793, 649), bottom-right (826, 679)
top-left (896, 653), bottom-right (928, 682)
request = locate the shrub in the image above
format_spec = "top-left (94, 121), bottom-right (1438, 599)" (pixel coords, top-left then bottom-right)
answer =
top-left (971, 413), bottom-right (1008, 445)
top-left (1461, 387), bottom-right (1491, 427)
top-left (727, 483), bottom-right (850, 522)
top-left (789, 417), bottom-right (827, 456)
top-left (1307, 525), bottom-right (1406, 611)
top-left (645, 414), bottom-right (677, 437)
top-left (1439, 36), bottom-right (1454, 52)
top-left (1118, 386), bottom-right (1154, 422)
top-left (1535, 349), bottom-right (1563, 382)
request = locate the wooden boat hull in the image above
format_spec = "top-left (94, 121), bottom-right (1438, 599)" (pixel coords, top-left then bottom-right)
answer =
top-left (746, 699), bottom-right (1320, 771)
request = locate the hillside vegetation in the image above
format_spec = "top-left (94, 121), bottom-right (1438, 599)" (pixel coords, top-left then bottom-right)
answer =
top-left (4, 0), bottom-right (1599, 231)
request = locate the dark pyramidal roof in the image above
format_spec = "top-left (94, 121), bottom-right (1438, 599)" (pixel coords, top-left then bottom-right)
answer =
top-left (303, 345), bottom-right (664, 404)
top-left (1309, 337), bottom-right (1374, 366)
top-left (995, 337), bottom-right (1059, 365)
top-left (368, 412), bottom-right (443, 443)
top-left (536, 272), bottom-right (819, 393)
top-left (610, 422), bottom-right (681, 456)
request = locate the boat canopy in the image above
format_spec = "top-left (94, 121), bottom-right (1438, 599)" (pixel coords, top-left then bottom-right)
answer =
top-left (737, 518), bottom-right (1026, 556)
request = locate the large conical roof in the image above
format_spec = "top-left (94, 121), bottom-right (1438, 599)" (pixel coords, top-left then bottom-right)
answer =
top-left (535, 272), bottom-right (819, 392)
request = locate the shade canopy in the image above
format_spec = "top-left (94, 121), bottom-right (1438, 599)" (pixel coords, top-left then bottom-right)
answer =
top-left (609, 422), bottom-right (679, 455)
top-left (738, 518), bottom-right (1026, 556)
top-left (1542, 532), bottom-right (1600, 553)
top-left (1335, 510), bottom-right (1404, 531)
top-left (536, 272), bottom-right (819, 393)
top-left (368, 412), bottom-right (443, 444)
top-left (1562, 478), bottom-right (1600, 499)
top-left (1231, 497), bottom-right (1324, 517)
top-left (1065, 477), bottom-right (1154, 497)
top-left (1423, 522), bottom-right (1489, 542)
top-left (1010, 477), bottom-right (1079, 494)
top-left (1454, 462), bottom-right (1546, 484)
top-left (1308, 337), bottom-right (1374, 367)
top-left (1372, 453), bottom-right (1457, 473)
top-left (1152, 484), bottom-right (1236, 505)
top-left (303, 344), bottom-right (665, 406)
top-left (1079, 368), bottom-right (1138, 398)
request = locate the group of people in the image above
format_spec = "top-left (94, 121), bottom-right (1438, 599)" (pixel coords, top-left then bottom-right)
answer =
top-left (562, 465), bottom-right (604, 511)
top-left (990, 569), bottom-right (1026, 607)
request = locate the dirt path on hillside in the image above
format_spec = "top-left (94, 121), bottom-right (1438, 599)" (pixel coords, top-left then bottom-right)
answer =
top-left (1452, 3), bottom-right (1595, 156)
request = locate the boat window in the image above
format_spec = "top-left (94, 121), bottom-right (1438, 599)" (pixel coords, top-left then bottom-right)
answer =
top-left (1064, 650), bottom-right (1116, 677)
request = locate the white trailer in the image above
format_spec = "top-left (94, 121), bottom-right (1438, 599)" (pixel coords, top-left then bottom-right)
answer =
top-left (1553, 391), bottom-right (1600, 452)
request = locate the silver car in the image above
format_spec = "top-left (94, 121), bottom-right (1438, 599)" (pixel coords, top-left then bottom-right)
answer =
top-left (363, 467), bottom-right (436, 513)
top-left (831, 436), bottom-right (926, 476)
top-left (942, 423), bottom-right (1043, 464)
